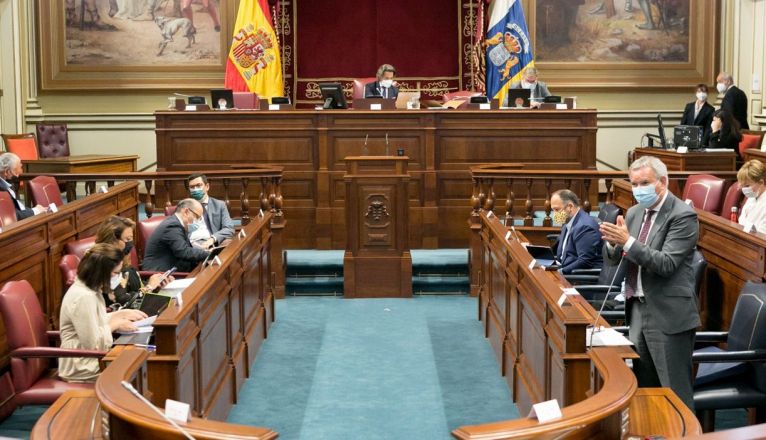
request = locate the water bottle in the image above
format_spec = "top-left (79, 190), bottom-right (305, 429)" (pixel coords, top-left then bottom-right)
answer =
top-left (730, 206), bottom-right (738, 223)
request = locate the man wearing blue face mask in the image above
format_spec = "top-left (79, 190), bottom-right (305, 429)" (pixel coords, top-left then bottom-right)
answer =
top-left (364, 64), bottom-right (399, 99)
top-left (599, 155), bottom-right (700, 411)
top-left (142, 198), bottom-right (210, 272)
top-left (187, 173), bottom-right (234, 249)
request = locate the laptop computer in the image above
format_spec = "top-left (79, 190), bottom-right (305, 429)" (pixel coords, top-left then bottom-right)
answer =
top-left (506, 89), bottom-right (531, 108)
top-left (395, 91), bottom-right (421, 109)
top-left (525, 245), bottom-right (560, 268)
top-left (211, 89), bottom-right (234, 110)
top-left (138, 293), bottom-right (172, 317)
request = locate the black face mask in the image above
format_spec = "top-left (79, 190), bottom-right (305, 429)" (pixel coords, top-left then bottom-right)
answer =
top-left (123, 241), bottom-right (134, 257)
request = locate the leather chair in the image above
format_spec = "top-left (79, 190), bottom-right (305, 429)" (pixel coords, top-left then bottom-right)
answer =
top-left (682, 174), bottom-right (726, 215)
top-left (164, 204), bottom-right (176, 217)
top-left (137, 215), bottom-right (189, 278)
top-left (352, 77), bottom-right (377, 99)
top-left (63, 235), bottom-right (139, 270)
top-left (0, 193), bottom-right (17, 229)
top-left (739, 130), bottom-right (765, 158)
top-left (58, 254), bottom-right (80, 293)
top-left (693, 281), bottom-right (766, 431)
top-left (28, 175), bottom-right (64, 207)
top-left (1, 133), bottom-right (39, 161)
top-left (0, 280), bottom-right (104, 405)
top-left (720, 182), bottom-right (745, 221)
top-left (35, 123), bottom-right (70, 158)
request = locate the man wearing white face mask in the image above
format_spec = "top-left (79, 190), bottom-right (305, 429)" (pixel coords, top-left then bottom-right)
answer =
top-left (680, 83), bottom-right (715, 145)
top-left (364, 64), bottom-right (399, 99)
top-left (142, 198), bottom-right (210, 272)
top-left (600, 155), bottom-right (699, 410)
top-left (716, 71), bottom-right (749, 130)
top-left (737, 160), bottom-right (766, 233)
top-left (507, 66), bottom-right (551, 108)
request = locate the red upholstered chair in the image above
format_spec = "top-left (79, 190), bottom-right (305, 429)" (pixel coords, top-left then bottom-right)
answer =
top-left (164, 204), bottom-right (176, 216)
top-left (28, 175), bottom-right (64, 207)
top-left (739, 130), bottom-right (766, 158)
top-left (682, 174), bottom-right (726, 215)
top-left (442, 90), bottom-right (482, 102)
top-left (58, 254), bottom-right (80, 293)
top-left (137, 215), bottom-right (189, 278)
top-left (721, 182), bottom-right (746, 220)
top-left (0, 193), bottom-right (17, 229)
top-left (0, 280), bottom-right (104, 405)
top-left (63, 236), bottom-right (96, 260)
top-left (1, 133), bottom-right (39, 161)
top-left (352, 77), bottom-right (377, 99)
top-left (35, 123), bottom-right (70, 158)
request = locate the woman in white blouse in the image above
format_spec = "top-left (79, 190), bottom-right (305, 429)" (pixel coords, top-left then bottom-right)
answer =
top-left (58, 243), bottom-right (147, 382)
top-left (737, 160), bottom-right (766, 233)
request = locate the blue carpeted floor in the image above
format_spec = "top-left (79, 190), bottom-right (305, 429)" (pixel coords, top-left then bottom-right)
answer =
top-left (227, 296), bottom-right (518, 439)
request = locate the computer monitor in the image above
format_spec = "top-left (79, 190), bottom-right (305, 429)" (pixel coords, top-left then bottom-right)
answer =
top-left (506, 89), bottom-right (530, 108)
top-left (211, 89), bottom-right (234, 110)
top-left (271, 96), bottom-right (291, 105)
top-left (674, 125), bottom-right (702, 149)
top-left (319, 82), bottom-right (348, 109)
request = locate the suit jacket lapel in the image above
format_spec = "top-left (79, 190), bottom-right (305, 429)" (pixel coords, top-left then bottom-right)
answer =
top-left (647, 195), bottom-right (673, 248)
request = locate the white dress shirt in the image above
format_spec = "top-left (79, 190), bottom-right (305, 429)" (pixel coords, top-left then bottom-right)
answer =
top-left (621, 190), bottom-right (669, 297)
top-left (739, 191), bottom-right (766, 233)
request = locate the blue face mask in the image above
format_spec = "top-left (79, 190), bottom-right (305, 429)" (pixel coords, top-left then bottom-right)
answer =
top-left (190, 189), bottom-right (205, 201)
top-left (632, 183), bottom-right (659, 208)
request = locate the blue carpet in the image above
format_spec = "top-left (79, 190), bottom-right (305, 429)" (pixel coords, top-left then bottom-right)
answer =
top-left (0, 405), bottom-right (48, 439)
top-left (227, 296), bottom-right (518, 439)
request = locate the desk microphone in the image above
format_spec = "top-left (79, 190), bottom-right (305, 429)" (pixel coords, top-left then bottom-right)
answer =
top-left (363, 134), bottom-right (369, 155)
top-left (385, 132), bottom-right (390, 156)
top-left (588, 252), bottom-right (626, 348)
top-left (511, 225), bottom-right (522, 241)
top-left (121, 380), bottom-right (196, 440)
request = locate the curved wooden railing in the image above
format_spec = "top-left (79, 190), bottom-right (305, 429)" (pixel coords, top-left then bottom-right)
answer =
top-left (18, 166), bottom-right (284, 225)
top-left (453, 348), bottom-right (636, 439)
top-left (96, 348), bottom-right (277, 440)
top-left (469, 168), bottom-right (739, 227)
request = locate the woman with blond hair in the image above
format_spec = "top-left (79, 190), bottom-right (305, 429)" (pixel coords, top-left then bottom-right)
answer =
top-left (737, 159), bottom-right (766, 233)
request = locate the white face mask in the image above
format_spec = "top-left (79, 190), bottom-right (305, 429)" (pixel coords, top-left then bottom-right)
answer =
top-left (110, 273), bottom-right (122, 290)
top-left (188, 217), bottom-right (204, 233)
top-left (696, 92), bottom-right (707, 101)
top-left (742, 186), bottom-right (758, 199)
top-left (380, 79), bottom-right (393, 88)
top-left (716, 82), bottom-right (727, 94)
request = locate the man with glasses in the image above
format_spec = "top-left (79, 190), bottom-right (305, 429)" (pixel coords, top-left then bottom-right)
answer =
top-left (187, 173), bottom-right (234, 250)
top-left (142, 198), bottom-right (210, 272)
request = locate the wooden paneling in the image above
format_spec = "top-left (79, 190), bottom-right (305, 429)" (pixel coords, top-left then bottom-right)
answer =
top-left (156, 109), bottom-right (597, 249)
top-left (0, 182), bottom-right (139, 369)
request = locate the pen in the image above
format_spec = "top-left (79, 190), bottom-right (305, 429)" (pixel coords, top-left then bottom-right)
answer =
top-left (133, 344), bottom-right (156, 350)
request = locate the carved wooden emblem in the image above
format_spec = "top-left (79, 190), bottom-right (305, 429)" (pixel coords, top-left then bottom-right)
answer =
top-left (365, 199), bottom-right (390, 223)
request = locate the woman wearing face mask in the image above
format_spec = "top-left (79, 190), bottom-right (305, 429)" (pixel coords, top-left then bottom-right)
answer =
top-left (709, 109), bottom-right (743, 160)
top-left (679, 84), bottom-right (714, 145)
top-left (364, 64), bottom-right (399, 99)
top-left (94, 216), bottom-right (172, 310)
top-left (58, 243), bottom-right (148, 382)
top-left (737, 160), bottom-right (766, 233)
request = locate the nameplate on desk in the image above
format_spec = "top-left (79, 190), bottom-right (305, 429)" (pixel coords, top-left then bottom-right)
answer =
top-left (268, 104), bottom-right (280, 111)
top-left (479, 103), bottom-right (491, 110)
top-left (185, 105), bottom-right (197, 111)
top-left (48, 203), bottom-right (58, 213)
top-left (165, 399), bottom-right (191, 422)
top-left (676, 146), bottom-right (689, 153)
top-left (528, 399), bottom-right (563, 423)
top-left (528, 259), bottom-right (537, 270)
top-left (505, 230), bottom-right (512, 241)
top-left (486, 211), bottom-right (494, 218)
top-left (370, 103), bottom-right (382, 111)
top-left (557, 293), bottom-right (568, 307)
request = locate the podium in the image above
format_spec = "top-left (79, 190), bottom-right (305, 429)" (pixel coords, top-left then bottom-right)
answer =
top-left (343, 156), bottom-right (412, 298)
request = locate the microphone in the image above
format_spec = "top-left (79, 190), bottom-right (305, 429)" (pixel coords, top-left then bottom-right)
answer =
top-left (385, 133), bottom-right (390, 155)
top-left (511, 225), bottom-right (522, 241)
top-left (363, 134), bottom-right (369, 156)
top-left (588, 252), bottom-right (626, 348)
top-left (121, 380), bottom-right (196, 440)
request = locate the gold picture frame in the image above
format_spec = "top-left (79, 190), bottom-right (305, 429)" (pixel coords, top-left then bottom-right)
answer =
top-left (37, 0), bottom-right (237, 90)
top-left (526, 0), bottom-right (719, 90)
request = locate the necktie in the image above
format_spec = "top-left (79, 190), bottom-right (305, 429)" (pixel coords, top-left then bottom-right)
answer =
top-left (560, 223), bottom-right (571, 261)
top-left (202, 203), bottom-right (213, 233)
top-left (625, 210), bottom-right (655, 299)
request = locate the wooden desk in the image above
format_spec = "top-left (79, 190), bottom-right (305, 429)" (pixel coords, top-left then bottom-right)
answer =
top-left (30, 390), bottom-right (105, 440)
top-left (102, 211), bottom-right (279, 420)
top-left (22, 154), bottom-right (138, 174)
top-left (613, 179), bottom-right (766, 330)
top-left (155, 109), bottom-right (597, 249)
top-left (633, 148), bottom-right (737, 172)
top-left (0, 181), bottom-right (139, 369)
top-left (744, 148), bottom-right (766, 163)
top-left (629, 388), bottom-right (702, 437)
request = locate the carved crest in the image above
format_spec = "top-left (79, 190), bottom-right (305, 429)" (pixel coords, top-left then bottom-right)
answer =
top-left (365, 200), bottom-right (390, 222)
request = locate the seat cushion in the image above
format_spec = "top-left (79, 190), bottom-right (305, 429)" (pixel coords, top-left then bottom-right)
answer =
top-left (739, 134), bottom-right (763, 156)
top-left (13, 375), bottom-right (93, 406)
top-left (694, 346), bottom-right (748, 386)
top-left (694, 379), bottom-right (766, 410)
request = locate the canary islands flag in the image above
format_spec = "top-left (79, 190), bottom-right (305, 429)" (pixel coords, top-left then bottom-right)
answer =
top-left (224, 0), bottom-right (284, 98)
top-left (485, 0), bottom-right (534, 106)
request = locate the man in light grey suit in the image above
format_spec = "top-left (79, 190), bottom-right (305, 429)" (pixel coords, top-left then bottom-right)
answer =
top-left (600, 155), bottom-right (700, 410)
top-left (506, 66), bottom-right (552, 108)
top-left (187, 173), bottom-right (235, 249)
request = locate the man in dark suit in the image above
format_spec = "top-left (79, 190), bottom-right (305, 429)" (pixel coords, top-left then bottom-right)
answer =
top-left (717, 71), bottom-right (749, 130)
top-left (0, 153), bottom-right (46, 220)
top-left (364, 64), bottom-right (399, 99)
top-left (680, 83), bottom-right (715, 145)
top-left (551, 189), bottom-right (603, 274)
top-left (600, 155), bottom-right (700, 410)
top-left (187, 173), bottom-right (234, 249)
top-left (142, 198), bottom-right (210, 273)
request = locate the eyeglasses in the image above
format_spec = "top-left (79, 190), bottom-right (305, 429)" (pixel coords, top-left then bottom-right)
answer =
top-left (188, 208), bottom-right (203, 220)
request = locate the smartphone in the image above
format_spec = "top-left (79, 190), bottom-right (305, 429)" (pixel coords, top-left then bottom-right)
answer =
top-left (159, 267), bottom-right (177, 282)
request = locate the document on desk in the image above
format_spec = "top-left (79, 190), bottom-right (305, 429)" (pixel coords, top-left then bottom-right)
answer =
top-left (158, 277), bottom-right (196, 297)
top-left (132, 315), bottom-right (157, 328)
top-left (586, 326), bottom-right (634, 347)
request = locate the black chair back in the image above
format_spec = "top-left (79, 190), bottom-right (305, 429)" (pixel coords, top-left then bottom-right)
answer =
top-left (597, 203), bottom-right (621, 224)
top-left (729, 282), bottom-right (766, 391)
top-left (691, 249), bottom-right (707, 296)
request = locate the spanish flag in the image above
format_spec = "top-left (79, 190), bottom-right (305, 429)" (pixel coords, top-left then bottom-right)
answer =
top-left (224, 0), bottom-right (284, 99)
